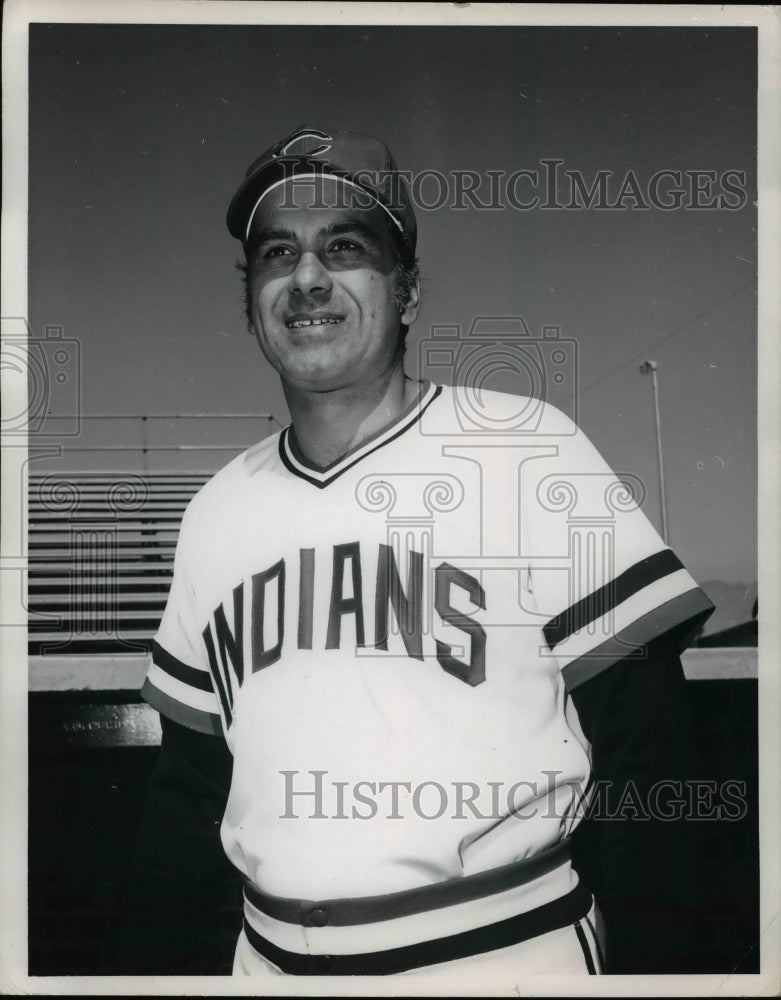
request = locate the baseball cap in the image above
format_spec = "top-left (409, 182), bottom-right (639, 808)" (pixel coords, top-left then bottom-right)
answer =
top-left (226, 124), bottom-right (417, 254)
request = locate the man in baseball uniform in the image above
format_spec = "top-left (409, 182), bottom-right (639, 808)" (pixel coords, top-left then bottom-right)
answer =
top-left (123, 125), bottom-right (713, 979)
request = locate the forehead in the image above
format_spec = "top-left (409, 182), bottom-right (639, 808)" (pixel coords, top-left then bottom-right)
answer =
top-left (248, 175), bottom-right (396, 246)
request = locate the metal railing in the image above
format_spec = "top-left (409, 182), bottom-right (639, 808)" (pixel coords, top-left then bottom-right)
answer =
top-left (35, 412), bottom-right (282, 453)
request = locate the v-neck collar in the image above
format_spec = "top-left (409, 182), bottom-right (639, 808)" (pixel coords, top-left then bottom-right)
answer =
top-left (278, 381), bottom-right (442, 489)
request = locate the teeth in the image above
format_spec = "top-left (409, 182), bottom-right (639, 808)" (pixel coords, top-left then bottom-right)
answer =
top-left (288, 318), bottom-right (342, 329)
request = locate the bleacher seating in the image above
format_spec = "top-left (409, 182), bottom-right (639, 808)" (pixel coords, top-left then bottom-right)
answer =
top-left (28, 472), bottom-right (208, 654)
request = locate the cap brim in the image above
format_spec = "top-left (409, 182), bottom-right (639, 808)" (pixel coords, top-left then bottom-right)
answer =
top-left (227, 157), bottom-right (349, 242)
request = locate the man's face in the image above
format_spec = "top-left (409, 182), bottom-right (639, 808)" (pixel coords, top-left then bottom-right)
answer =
top-left (247, 177), bottom-right (419, 393)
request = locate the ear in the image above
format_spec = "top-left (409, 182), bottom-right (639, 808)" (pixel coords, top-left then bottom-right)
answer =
top-left (399, 277), bottom-right (421, 326)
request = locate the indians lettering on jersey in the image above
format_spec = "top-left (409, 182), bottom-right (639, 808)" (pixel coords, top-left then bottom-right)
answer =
top-left (203, 542), bottom-right (487, 724)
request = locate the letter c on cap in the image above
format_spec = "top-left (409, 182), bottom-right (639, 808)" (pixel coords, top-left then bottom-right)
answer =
top-left (278, 129), bottom-right (333, 158)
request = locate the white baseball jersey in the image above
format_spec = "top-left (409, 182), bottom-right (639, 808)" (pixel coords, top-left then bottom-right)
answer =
top-left (142, 381), bottom-right (712, 936)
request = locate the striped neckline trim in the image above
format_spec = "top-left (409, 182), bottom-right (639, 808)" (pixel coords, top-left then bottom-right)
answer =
top-left (279, 381), bottom-right (441, 489)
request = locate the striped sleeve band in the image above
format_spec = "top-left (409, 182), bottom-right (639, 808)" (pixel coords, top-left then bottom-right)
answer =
top-left (544, 550), bottom-right (715, 690)
top-left (141, 640), bottom-right (223, 736)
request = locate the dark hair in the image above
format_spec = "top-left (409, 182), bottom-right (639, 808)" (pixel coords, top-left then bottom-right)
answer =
top-left (236, 215), bottom-right (420, 335)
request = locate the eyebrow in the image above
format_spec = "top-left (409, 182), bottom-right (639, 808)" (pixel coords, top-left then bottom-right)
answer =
top-left (253, 219), bottom-right (385, 249)
top-left (254, 226), bottom-right (296, 243)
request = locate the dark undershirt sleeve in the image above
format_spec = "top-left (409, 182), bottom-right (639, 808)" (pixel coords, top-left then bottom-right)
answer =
top-left (568, 635), bottom-right (703, 974)
top-left (115, 714), bottom-right (236, 974)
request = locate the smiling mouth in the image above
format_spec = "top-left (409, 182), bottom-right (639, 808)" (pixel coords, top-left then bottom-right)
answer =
top-left (286, 317), bottom-right (344, 329)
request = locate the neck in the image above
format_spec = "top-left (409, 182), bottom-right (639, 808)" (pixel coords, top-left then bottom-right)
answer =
top-left (283, 361), bottom-right (419, 469)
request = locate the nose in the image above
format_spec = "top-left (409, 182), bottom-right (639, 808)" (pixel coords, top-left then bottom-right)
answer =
top-left (289, 251), bottom-right (332, 299)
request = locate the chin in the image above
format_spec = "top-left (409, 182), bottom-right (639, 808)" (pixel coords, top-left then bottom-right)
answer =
top-left (281, 361), bottom-right (351, 391)
top-left (284, 345), bottom-right (355, 377)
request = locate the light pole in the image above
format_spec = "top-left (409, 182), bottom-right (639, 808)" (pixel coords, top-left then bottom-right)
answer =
top-left (639, 360), bottom-right (669, 543)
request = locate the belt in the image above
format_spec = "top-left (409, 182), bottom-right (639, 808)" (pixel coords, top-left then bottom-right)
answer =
top-left (242, 882), bottom-right (592, 976)
top-left (243, 837), bottom-right (571, 927)
top-left (241, 840), bottom-right (582, 976)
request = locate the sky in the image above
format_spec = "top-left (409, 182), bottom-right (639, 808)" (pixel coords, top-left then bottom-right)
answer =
top-left (26, 22), bottom-right (757, 602)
